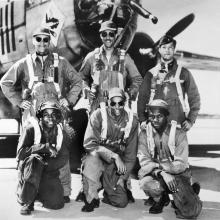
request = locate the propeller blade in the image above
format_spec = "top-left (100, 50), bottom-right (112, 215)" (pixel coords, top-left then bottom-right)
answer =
top-left (155, 13), bottom-right (195, 46)
top-left (166, 13), bottom-right (195, 37)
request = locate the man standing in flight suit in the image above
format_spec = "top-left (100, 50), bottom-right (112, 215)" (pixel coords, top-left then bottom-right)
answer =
top-left (0, 27), bottom-right (82, 203)
top-left (80, 20), bottom-right (142, 113)
top-left (137, 35), bottom-right (200, 132)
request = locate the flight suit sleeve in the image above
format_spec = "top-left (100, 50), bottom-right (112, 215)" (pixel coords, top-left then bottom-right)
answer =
top-left (137, 71), bottom-right (152, 122)
top-left (137, 130), bottom-right (157, 170)
top-left (183, 68), bottom-right (201, 124)
top-left (61, 58), bottom-right (82, 106)
top-left (125, 54), bottom-right (142, 100)
top-left (160, 130), bottom-right (189, 174)
top-left (0, 60), bottom-right (25, 107)
top-left (79, 53), bottom-right (94, 89)
top-left (84, 110), bottom-right (122, 163)
top-left (17, 125), bottom-right (51, 161)
top-left (120, 118), bottom-right (139, 180)
top-left (83, 109), bottom-right (102, 152)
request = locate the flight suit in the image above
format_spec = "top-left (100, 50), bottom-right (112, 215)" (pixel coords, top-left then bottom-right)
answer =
top-left (17, 121), bottom-right (70, 209)
top-left (137, 59), bottom-right (200, 125)
top-left (80, 46), bottom-right (142, 112)
top-left (0, 52), bottom-right (82, 197)
top-left (138, 124), bottom-right (202, 219)
top-left (82, 108), bottom-right (138, 207)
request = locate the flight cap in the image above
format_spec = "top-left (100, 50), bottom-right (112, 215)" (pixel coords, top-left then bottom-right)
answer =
top-left (33, 27), bottom-right (51, 37)
top-left (158, 35), bottom-right (176, 47)
top-left (108, 87), bottom-right (126, 100)
top-left (99, 20), bottom-right (117, 32)
top-left (147, 99), bottom-right (169, 114)
top-left (38, 100), bottom-right (60, 112)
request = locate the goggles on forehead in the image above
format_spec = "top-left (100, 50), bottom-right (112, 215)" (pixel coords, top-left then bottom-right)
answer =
top-left (35, 36), bottom-right (50, 43)
top-left (110, 101), bottom-right (125, 107)
top-left (100, 31), bottom-right (116, 38)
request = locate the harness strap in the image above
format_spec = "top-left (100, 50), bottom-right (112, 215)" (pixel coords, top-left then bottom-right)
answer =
top-left (29, 117), bottom-right (41, 145)
top-left (149, 63), bottom-right (188, 115)
top-left (146, 123), bottom-right (155, 157)
top-left (175, 65), bottom-right (188, 113)
top-left (100, 103), bottom-right (108, 140)
top-left (168, 120), bottom-right (177, 156)
top-left (26, 54), bottom-right (38, 89)
top-left (56, 123), bottom-right (63, 152)
top-left (146, 122), bottom-right (177, 158)
top-left (53, 53), bottom-right (59, 83)
top-left (149, 64), bottom-right (160, 103)
top-left (100, 107), bottom-right (134, 142)
top-left (29, 116), bottom-right (63, 152)
top-left (93, 48), bottom-right (126, 90)
top-left (26, 53), bottom-right (61, 98)
top-left (52, 53), bottom-right (62, 98)
top-left (93, 48), bottom-right (101, 85)
top-left (149, 88), bottom-right (156, 104)
top-left (123, 108), bottom-right (134, 140)
top-left (118, 49), bottom-right (125, 89)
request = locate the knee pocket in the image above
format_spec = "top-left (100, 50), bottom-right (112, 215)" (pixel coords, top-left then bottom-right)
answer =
top-left (107, 186), bottom-right (129, 208)
top-left (39, 176), bottom-right (64, 209)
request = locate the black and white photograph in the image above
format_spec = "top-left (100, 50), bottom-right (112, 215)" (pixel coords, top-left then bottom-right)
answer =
top-left (0, 0), bottom-right (219, 219)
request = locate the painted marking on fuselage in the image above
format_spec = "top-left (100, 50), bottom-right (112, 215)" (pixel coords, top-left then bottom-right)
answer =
top-left (11, 1), bottom-right (16, 52)
top-left (0, 1), bottom-right (17, 55)
top-left (0, 7), bottom-right (4, 55)
top-left (5, 4), bottom-right (10, 53)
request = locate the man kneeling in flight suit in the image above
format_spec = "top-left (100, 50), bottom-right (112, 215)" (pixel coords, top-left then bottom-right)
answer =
top-left (81, 87), bottom-right (139, 212)
top-left (137, 99), bottom-right (202, 219)
top-left (17, 101), bottom-right (70, 215)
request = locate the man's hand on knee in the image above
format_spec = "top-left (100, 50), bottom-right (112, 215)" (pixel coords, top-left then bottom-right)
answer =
top-left (112, 154), bottom-right (126, 175)
top-left (160, 171), bottom-right (178, 193)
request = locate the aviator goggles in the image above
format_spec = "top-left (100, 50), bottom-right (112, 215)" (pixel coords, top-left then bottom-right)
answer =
top-left (35, 36), bottom-right (50, 43)
top-left (110, 101), bottom-right (125, 107)
top-left (101, 31), bottom-right (116, 38)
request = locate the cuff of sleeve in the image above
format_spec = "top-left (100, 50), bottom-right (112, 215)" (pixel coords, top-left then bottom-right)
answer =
top-left (31, 144), bottom-right (47, 154)
top-left (152, 168), bottom-right (162, 177)
top-left (83, 87), bottom-right (90, 99)
top-left (119, 173), bottom-right (129, 181)
top-left (186, 117), bottom-right (194, 124)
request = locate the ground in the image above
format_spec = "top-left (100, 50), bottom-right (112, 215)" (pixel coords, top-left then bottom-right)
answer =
top-left (0, 145), bottom-right (220, 220)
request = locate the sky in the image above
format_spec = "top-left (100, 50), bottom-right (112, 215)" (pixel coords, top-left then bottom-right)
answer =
top-left (137, 0), bottom-right (220, 57)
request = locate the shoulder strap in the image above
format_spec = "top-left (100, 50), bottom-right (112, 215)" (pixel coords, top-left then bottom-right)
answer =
top-left (148, 64), bottom-right (160, 103)
top-left (29, 117), bottom-right (41, 145)
top-left (118, 49), bottom-right (125, 89)
top-left (56, 123), bottom-right (63, 152)
top-left (175, 65), bottom-right (188, 113)
top-left (26, 54), bottom-right (38, 89)
top-left (52, 53), bottom-right (61, 98)
top-left (94, 48), bottom-right (101, 63)
top-left (53, 53), bottom-right (59, 83)
top-left (151, 63), bottom-right (160, 77)
top-left (123, 108), bottom-right (134, 140)
top-left (92, 48), bottom-right (101, 85)
top-left (100, 103), bottom-right (108, 140)
top-left (168, 120), bottom-right (177, 156)
top-left (100, 106), bottom-right (134, 143)
top-left (146, 123), bottom-right (155, 158)
top-left (29, 117), bottom-right (63, 152)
